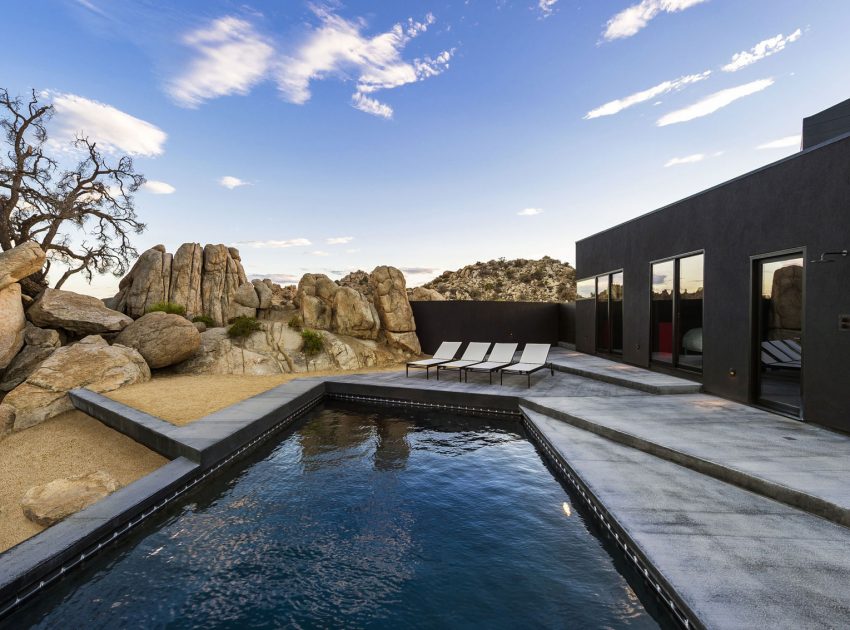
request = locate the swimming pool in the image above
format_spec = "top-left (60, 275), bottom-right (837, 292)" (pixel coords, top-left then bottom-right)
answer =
top-left (7, 403), bottom-right (670, 628)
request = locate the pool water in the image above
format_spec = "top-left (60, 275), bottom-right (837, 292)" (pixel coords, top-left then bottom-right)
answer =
top-left (8, 403), bottom-right (669, 629)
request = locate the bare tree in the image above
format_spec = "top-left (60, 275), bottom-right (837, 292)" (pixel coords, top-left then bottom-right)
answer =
top-left (0, 89), bottom-right (146, 294)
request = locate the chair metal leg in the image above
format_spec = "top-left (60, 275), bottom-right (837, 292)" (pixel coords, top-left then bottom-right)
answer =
top-left (436, 367), bottom-right (440, 380)
top-left (458, 369), bottom-right (462, 382)
top-left (406, 365), bottom-right (409, 377)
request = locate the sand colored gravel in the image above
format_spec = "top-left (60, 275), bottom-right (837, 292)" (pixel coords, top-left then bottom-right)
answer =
top-left (107, 365), bottom-right (404, 426)
top-left (0, 410), bottom-right (167, 554)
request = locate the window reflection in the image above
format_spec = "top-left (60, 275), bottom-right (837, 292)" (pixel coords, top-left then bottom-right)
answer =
top-left (651, 260), bottom-right (674, 364)
top-left (610, 272), bottom-right (623, 354)
top-left (677, 255), bottom-right (703, 371)
top-left (576, 278), bottom-right (596, 300)
top-left (596, 275), bottom-right (610, 352)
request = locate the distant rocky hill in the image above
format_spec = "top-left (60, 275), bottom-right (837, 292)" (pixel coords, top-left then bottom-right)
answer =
top-left (419, 256), bottom-right (576, 302)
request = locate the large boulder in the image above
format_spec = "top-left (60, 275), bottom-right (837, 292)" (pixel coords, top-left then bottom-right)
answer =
top-left (200, 244), bottom-right (232, 326)
top-left (409, 286), bottom-right (445, 301)
top-left (168, 243), bottom-right (204, 318)
top-left (234, 282), bottom-right (260, 308)
top-left (28, 288), bottom-right (133, 335)
top-left (21, 471), bottom-right (120, 527)
top-left (0, 283), bottom-right (25, 369)
top-left (370, 266), bottom-right (416, 332)
top-left (0, 323), bottom-right (62, 392)
top-left (298, 274), bottom-right (338, 330)
top-left (252, 279), bottom-right (273, 309)
top-left (0, 241), bottom-right (46, 291)
top-left (0, 336), bottom-right (150, 432)
top-left (384, 331), bottom-right (422, 355)
top-left (332, 287), bottom-right (380, 339)
top-left (114, 312), bottom-right (201, 369)
top-left (113, 245), bottom-right (172, 318)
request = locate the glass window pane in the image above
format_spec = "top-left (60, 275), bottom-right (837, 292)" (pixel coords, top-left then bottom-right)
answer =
top-left (576, 278), bottom-right (596, 300)
top-left (596, 275), bottom-right (610, 352)
top-left (677, 254), bottom-right (703, 372)
top-left (610, 272), bottom-right (623, 354)
top-left (651, 261), bottom-right (674, 363)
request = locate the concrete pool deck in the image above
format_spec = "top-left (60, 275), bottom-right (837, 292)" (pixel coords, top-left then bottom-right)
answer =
top-left (4, 355), bottom-right (850, 628)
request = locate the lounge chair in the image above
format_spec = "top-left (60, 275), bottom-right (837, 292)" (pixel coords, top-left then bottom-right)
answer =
top-left (761, 340), bottom-right (801, 370)
top-left (500, 343), bottom-right (553, 387)
top-left (406, 341), bottom-right (462, 379)
top-left (436, 342), bottom-right (492, 381)
top-left (462, 343), bottom-right (519, 384)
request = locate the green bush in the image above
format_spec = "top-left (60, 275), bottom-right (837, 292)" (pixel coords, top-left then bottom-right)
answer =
top-left (288, 315), bottom-right (303, 331)
top-left (191, 315), bottom-right (215, 327)
top-left (301, 329), bottom-right (324, 356)
top-left (227, 316), bottom-right (261, 339)
top-left (146, 301), bottom-right (186, 316)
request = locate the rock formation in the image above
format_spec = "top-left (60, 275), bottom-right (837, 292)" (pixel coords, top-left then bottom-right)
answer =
top-left (419, 256), bottom-right (576, 302)
top-left (0, 242), bottom-right (46, 369)
top-left (0, 336), bottom-right (150, 433)
top-left (299, 273), bottom-right (338, 330)
top-left (115, 312), bottom-right (201, 369)
top-left (370, 266), bottom-right (420, 354)
top-left (21, 471), bottom-right (120, 527)
top-left (332, 287), bottom-right (380, 340)
top-left (28, 288), bottom-right (133, 335)
top-left (0, 241), bottom-right (45, 290)
top-left (408, 286), bottom-right (445, 301)
top-left (0, 324), bottom-right (62, 392)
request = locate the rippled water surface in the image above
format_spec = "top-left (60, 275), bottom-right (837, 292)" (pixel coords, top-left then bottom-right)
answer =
top-left (10, 403), bottom-right (666, 629)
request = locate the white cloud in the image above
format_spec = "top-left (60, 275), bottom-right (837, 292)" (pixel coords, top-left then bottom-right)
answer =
top-left (168, 17), bottom-right (274, 108)
top-left (518, 208), bottom-right (543, 216)
top-left (757, 134), bottom-right (801, 150)
top-left (603, 0), bottom-right (707, 41)
top-left (345, 248), bottom-right (361, 254)
top-left (326, 236), bottom-right (354, 245)
top-left (657, 78), bottom-right (774, 126)
top-left (235, 238), bottom-right (311, 248)
top-left (219, 175), bottom-right (249, 189)
top-left (585, 71), bottom-right (710, 119)
top-left (664, 153), bottom-right (704, 167)
top-left (722, 30), bottom-right (802, 72)
top-left (50, 92), bottom-right (167, 157)
top-left (142, 180), bottom-right (176, 194)
top-left (276, 8), bottom-right (454, 118)
top-left (312, 250), bottom-right (330, 256)
top-left (538, 0), bottom-right (558, 18)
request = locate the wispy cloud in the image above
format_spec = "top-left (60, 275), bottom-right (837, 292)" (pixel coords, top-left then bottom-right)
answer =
top-left (401, 267), bottom-right (440, 275)
top-left (276, 8), bottom-right (454, 119)
top-left (142, 180), bottom-right (176, 194)
top-left (664, 154), bottom-right (704, 167)
top-left (326, 236), bottom-right (354, 245)
top-left (235, 238), bottom-right (311, 248)
top-left (585, 71), bottom-right (710, 119)
top-left (50, 92), bottom-right (167, 157)
top-left (602, 0), bottom-right (707, 41)
top-left (219, 175), bottom-right (249, 189)
top-left (518, 208), bottom-right (544, 216)
top-left (312, 250), bottom-right (330, 256)
top-left (538, 0), bottom-right (558, 18)
top-left (657, 78), bottom-right (774, 126)
top-left (168, 17), bottom-right (274, 108)
top-left (757, 134), bottom-right (801, 150)
top-left (722, 30), bottom-right (802, 72)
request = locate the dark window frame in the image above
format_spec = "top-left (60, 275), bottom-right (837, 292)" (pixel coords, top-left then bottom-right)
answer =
top-left (648, 249), bottom-right (705, 373)
top-left (748, 247), bottom-right (806, 420)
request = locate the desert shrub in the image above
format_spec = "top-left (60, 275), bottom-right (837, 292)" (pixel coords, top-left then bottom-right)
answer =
top-left (191, 315), bottom-right (214, 326)
top-left (146, 301), bottom-right (186, 316)
top-left (288, 315), bottom-right (303, 331)
top-left (483, 282), bottom-right (495, 292)
top-left (301, 329), bottom-right (324, 356)
top-left (227, 316), bottom-right (261, 338)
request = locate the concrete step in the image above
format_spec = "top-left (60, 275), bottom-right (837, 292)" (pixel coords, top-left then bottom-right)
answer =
top-left (521, 396), bottom-right (850, 529)
top-left (521, 407), bottom-right (850, 630)
top-left (547, 348), bottom-right (702, 395)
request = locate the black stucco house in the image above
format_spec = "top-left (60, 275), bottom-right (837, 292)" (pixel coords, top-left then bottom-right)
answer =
top-left (575, 100), bottom-right (850, 433)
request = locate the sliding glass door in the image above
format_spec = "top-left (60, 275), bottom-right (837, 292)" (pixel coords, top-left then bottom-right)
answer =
top-left (651, 253), bottom-right (703, 372)
top-left (578, 271), bottom-right (623, 356)
top-left (755, 253), bottom-right (803, 416)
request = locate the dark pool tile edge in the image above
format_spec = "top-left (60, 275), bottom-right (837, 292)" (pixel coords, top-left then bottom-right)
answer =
top-left (0, 457), bottom-right (199, 617)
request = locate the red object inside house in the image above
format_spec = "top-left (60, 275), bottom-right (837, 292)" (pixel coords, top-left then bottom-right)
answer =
top-left (657, 322), bottom-right (673, 353)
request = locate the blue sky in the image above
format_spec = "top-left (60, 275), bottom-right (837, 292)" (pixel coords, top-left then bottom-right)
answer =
top-left (4, 0), bottom-right (849, 296)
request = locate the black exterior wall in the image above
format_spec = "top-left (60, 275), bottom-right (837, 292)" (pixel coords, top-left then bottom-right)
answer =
top-left (410, 301), bottom-right (568, 355)
top-left (575, 133), bottom-right (850, 433)
top-left (803, 98), bottom-right (850, 149)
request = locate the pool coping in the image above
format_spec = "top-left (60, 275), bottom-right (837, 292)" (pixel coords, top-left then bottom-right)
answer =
top-left (0, 378), bottom-right (696, 629)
